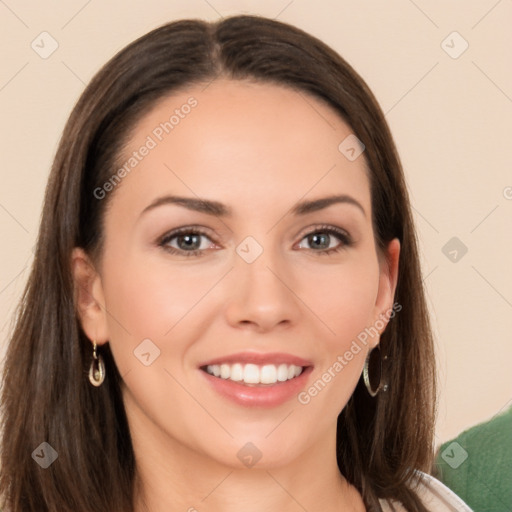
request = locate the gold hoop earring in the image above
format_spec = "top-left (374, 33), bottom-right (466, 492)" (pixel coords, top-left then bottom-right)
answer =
top-left (363, 344), bottom-right (386, 397)
top-left (88, 341), bottom-right (105, 387)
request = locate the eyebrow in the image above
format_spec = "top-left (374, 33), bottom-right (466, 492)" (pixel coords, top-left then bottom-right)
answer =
top-left (140, 195), bottom-right (231, 217)
top-left (291, 194), bottom-right (366, 217)
top-left (139, 194), bottom-right (366, 218)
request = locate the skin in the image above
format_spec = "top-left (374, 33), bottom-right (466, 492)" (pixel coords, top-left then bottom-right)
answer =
top-left (72, 78), bottom-right (400, 512)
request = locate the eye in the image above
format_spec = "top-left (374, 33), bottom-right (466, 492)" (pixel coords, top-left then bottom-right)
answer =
top-left (157, 224), bottom-right (352, 257)
top-left (296, 225), bottom-right (352, 254)
top-left (158, 227), bottom-right (217, 257)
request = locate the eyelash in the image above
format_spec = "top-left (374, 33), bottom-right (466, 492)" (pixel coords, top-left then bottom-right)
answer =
top-left (158, 224), bottom-right (353, 257)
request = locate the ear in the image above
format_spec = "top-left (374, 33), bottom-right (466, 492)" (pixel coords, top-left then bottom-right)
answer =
top-left (70, 247), bottom-right (109, 345)
top-left (371, 238), bottom-right (400, 345)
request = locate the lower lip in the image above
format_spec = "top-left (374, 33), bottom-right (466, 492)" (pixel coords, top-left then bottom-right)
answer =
top-left (199, 366), bottom-right (314, 408)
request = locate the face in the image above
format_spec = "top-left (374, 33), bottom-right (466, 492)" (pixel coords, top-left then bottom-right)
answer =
top-left (73, 79), bottom-right (399, 471)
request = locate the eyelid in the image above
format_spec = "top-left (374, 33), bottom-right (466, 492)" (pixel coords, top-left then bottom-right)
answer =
top-left (158, 225), bottom-right (217, 243)
top-left (295, 223), bottom-right (350, 239)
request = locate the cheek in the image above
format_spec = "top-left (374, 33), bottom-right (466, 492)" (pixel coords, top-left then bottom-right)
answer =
top-left (100, 252), bottom-right (224, 372)
top-left (104, 248), bottom-right (222, 323)
top-left (297, 253), bottom-right (380, 346)
top-left (294, 259), bottom-right (379, 421)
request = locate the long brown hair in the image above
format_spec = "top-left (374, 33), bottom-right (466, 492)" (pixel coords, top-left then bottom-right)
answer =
top-left (0, 15), bottom-right (436, 511)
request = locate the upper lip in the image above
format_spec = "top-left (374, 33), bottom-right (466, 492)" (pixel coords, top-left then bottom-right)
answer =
top-left (199, 351), bottom-right (313, 368)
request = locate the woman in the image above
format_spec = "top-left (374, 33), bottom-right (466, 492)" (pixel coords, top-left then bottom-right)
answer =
top-left (0, 15), bottom-right (473, 512)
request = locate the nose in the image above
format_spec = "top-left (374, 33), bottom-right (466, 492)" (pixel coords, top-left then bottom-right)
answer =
top-left (224, 246), bottom-right (302, 333)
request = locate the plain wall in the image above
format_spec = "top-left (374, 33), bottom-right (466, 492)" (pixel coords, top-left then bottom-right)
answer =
top-left (0, 0), bottom-right (511, 447)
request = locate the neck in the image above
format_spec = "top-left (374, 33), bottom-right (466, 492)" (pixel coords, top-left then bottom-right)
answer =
top-left (130, 416), bottom-right (365, 512)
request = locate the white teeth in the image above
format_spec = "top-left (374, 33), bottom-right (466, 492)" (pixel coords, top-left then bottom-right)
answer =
top-left (205, 363), bottom-right (304, 385)
top-left (230, 363), bottom-right (243, 381)
top-left (243, 364), bottom-right (259, 384)
top-left (277, 363), bottom-right (289, 382)
top-left (260, 364), bottom-right (277, 384)
top-left (220, 364), bottom-right (230, 379)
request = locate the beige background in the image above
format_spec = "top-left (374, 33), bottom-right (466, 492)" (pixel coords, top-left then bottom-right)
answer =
top-left (0, 0), bottom-right (511, 447)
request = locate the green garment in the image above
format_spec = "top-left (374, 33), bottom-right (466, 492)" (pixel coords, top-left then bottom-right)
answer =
top-left (435, 406), bottom-right (512, 512)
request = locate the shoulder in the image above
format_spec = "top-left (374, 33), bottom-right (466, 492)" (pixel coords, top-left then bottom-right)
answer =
top-left (434, 407), bottom-right (512, 511)
top-left (378, 471), bottom-right (474, 512)
top-left (438, 406), bottom-right (512, 461)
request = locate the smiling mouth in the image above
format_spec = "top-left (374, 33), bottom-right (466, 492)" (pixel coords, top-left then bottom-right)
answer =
top-left (200, 363), bottom-right (307, 386)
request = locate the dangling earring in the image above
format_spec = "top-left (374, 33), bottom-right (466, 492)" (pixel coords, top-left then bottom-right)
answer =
top-left (363, 344), bottom-right (387, 397)
top-left (88, 341), bottom-right (105, 387)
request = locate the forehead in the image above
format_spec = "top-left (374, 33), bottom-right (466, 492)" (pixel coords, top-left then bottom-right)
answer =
top-left (112, 79), bottom-right (371, 218)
